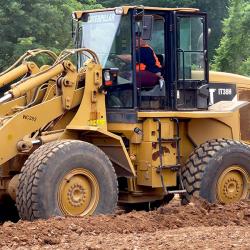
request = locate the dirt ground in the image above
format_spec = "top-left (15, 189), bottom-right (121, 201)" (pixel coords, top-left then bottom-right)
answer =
top-left (0, 198), bottom-right (249, 249)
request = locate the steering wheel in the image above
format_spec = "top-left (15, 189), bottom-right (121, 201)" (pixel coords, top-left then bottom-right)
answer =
top-left (107, 54), bottom-right (131, 72)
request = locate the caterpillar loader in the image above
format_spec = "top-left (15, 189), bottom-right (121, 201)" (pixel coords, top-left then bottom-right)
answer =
top-left (0, 6), bottom-right (249, 221)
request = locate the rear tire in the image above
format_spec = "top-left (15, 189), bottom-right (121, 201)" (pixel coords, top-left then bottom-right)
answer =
top-left (16, 140), bottom-right (118, 220)
top-left (181, 139), bottom-right (250, 204)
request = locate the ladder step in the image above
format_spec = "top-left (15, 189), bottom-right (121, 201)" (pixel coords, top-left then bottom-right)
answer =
top-left (167, 189), bottom-right (186, 194)
top-left (157, 164), bottom-right (181, 172)
top-left (159, 137), bottom-right (181, 143)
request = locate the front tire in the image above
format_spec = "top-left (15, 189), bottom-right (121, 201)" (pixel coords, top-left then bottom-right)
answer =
top-left (181, 139), bottom-right (250, 204)
top-left (16, 140), bottom-right (118, 220)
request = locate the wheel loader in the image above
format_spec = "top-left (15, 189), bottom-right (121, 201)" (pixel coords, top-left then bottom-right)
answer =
top-left (0, 6), bottom-right (249, 221)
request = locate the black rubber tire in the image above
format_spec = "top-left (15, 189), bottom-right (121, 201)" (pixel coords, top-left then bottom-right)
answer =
top-left (181, 139), bottom-right (250, 204)
top-left (16, 140), bottom-right (118, 221)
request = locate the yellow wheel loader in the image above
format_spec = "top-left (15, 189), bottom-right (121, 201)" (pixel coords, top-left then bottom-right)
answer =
top-left (0, 6), bottom-right (249, 221)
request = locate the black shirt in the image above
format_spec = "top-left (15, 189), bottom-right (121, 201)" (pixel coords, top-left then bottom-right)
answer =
top-left (136, 46), bottom-right (161, 73)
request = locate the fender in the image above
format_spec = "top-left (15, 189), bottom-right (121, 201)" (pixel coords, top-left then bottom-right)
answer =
top-left (61, 126), bottom-right (136, 177)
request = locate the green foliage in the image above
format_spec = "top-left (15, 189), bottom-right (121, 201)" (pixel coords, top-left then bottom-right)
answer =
top-left (78, 0), bottom-right (102, 9)
top-left (213, 0), bottom-right (250, 76)
top-left (99, 0), bottom-right (195, 8)
top-left (0, 0), bottom-right (98, 70)
top-left (195, 0), bottom-right (229, 61)
top-left (98, 0), bottom-right (229, 60)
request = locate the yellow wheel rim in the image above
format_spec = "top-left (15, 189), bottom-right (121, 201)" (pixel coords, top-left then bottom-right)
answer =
top-left (217, 165), bottom-right (249, 204)
top-left (58, 168), bottom-right (100, 216)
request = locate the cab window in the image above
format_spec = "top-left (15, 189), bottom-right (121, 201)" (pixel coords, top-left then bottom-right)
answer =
top-left (177, 16), bottom-right (205, 81)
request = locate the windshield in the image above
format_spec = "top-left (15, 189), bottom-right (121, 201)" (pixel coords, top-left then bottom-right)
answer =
top-left (78, 11), bottom-right (133, 109)
top-left (78, 11), bottom-right (132, 68)
top-left (79, 11), bottom-right (121, 66)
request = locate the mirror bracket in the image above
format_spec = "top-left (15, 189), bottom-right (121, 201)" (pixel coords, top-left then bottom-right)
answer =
top-left (142, 15), bottom-right (154, 40)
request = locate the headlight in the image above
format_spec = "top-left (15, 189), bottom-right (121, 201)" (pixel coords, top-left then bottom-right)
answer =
top-left (115, 7), bottom-right (124, 15)
top-left (72, 12), bottom-right (77, 20)
top-left (102, 68), bottom-right (119, 87)
top-left (104, 71), bottom-right (111, 82)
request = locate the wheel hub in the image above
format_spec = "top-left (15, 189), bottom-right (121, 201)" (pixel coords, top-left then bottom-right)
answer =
top-left (222, 176), bottom-right (241, 200)
top-left (67, 184), bottom-right (86, 207)
top-left (58, 168), bottom-right (100, 216)
top-left (217, 166), bottom-right (249, 204)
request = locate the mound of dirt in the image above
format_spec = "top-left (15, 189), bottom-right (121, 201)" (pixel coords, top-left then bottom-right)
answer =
top-left (0, 198), bottom-right (249, 249)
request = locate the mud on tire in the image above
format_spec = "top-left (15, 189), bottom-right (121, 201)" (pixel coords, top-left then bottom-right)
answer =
top-left (181, 139), bottom-right (250, 204)
top-left (16, 140), bottom-right (118, 221)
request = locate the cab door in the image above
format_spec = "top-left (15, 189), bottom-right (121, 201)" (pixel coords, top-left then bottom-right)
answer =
top-left (175, 13), bottom-right (209, 110)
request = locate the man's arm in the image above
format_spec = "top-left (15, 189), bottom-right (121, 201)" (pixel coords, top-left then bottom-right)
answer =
top-left (117, 54), bottom-right (132, 63)
top-left (141, 47), bottom-right (161, 74)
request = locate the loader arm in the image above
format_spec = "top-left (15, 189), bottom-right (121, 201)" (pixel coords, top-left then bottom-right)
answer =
top-left (0, 63), bottom-right (66, 118)
top-left (0, 49), bottom-right (58, 90)
top-left (0, 62), bottom-right (39, 89)
top-left (0, 60), bottom-right (77, 106)
top-left (0, 49), bottom-right (59, 117)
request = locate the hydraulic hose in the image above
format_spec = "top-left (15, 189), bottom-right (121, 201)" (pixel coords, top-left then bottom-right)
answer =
top-left (0, 49), bottom-right (58, 77)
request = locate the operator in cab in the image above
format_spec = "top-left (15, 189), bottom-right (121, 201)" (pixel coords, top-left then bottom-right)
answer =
top-left (135, 31), bottom-right (163, 87)
top-left (118, 32), bottom-right (163, 88)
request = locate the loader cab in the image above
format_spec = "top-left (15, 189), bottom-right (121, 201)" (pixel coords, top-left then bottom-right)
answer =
top-left (74, 7), bottom-right (209, 121)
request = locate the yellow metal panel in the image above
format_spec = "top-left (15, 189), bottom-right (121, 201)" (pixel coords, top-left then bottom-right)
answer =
top-left (0, 97), bottom-right (63, 165)
top-left (217, 112), bottom-right (241, 140)
top-left (135, 118), bottom-right (177, 188)
top-left (209, 71), bottom-right (250, 89)
top-left (209, 71), bottom-right (250, 141)
top-left (107, 123), bottom-right (143, 144)
top-left (142, 118), bottom-right (174, 142)
top-left (0, 88), bottom-right (83, 166)
top-left (188, 118), bottom-right (236, 147)
top-left (63, 126), bottom-right (136, 176)
top-left (178, 122), bottom-right (194, 165)
top-left (142, 118), bottom-right (158, 142)
top-left (161, 119), bottom-right (175, 139)
top-left (138, 111), bottom-right (234, 118)
top-left (0, 96), bottom-right (26, 117)
top-left (67, 61), bottom-right (107, 130)
top-left (108, 123), bottom-right (141, 131)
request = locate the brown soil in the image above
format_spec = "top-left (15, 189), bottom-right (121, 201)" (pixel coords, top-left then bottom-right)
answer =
top-left (0, 198), bottom-right (249, 249)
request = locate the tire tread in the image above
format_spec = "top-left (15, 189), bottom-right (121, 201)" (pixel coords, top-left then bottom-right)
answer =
top-left (181, 139), bottom-right (248, 204)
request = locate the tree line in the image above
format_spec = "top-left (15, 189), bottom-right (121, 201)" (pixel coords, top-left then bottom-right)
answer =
top-left (0, 0), bottom-right (249, 76)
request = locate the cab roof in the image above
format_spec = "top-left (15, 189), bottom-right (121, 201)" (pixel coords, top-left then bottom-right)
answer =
top-left (73, 6), bottom-right (200, 20)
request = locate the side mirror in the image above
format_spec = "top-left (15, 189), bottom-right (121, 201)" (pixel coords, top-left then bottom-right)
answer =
top-left (142, 15), bottom-right (153, 40)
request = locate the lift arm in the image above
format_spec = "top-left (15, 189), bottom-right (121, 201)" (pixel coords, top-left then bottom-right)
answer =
top-left (0, 62), bottom-right (39, 89)
top-left (0, 49), bottom-right (58, 91)
top-left (0, 60), bottom-right (76, 104)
